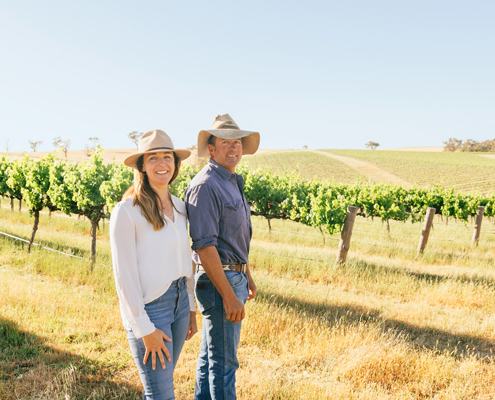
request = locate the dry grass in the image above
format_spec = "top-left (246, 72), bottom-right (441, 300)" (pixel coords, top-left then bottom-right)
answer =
top-left (2, 209), bottom-right (495, 398)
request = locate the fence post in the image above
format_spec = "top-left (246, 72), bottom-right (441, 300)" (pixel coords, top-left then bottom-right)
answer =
top-left (336, 205), bottom-right (359, 265)
top-left (417, 207), bottom-right (436, 255)
top-left (472, 206), bottom-right (485, 246)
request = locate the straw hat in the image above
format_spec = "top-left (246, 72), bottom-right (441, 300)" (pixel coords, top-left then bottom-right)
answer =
top-left (197, 114), bottom-right (260, 157)
top-left (124, 130), bottom-right (191, 169)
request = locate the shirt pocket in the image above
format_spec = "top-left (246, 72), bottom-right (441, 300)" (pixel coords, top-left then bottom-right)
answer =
top-left (222, 200), bottom-right (245, 238)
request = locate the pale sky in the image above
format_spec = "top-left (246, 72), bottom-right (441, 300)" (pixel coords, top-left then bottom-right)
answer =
top-left (1, 1), bottom-right (494, 153)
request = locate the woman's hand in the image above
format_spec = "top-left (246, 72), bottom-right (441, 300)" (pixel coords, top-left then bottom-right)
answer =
top-left (142, 328), bottom-right (171, 370)
top-left (186, 311), bottom-right (198, 340)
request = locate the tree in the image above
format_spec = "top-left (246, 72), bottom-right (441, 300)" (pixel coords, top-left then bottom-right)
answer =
top-left (29, 140), bottom-right (43, 152)
top-left (365, 141), bottom-right (380, 150)
top-left (62, 148), bottom-right (109, 270)
top-left (85, 137), bottom-right (100, 156)
top-left (303, 145), bottom-right (308, 150)
top-left (6, 157), bottom-right (25, 211)
top-left (20, 153), bottom-right (58, 253)
top-left (0, 155), bottom-right (11, 208)
top-left (2, 138), bottom-right (9, 153)
top-left (443, 138), bottom-right (462, 152)
top-left (128, 131), bottom-right (143, 148)
top-left (53, 137), bottom-right (62, 149)
top-left (53, 137), bottom-right (71, 158)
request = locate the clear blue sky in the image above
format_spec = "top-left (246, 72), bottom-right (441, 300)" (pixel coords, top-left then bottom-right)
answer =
top-left (1, 1), bottom-right (494, 152)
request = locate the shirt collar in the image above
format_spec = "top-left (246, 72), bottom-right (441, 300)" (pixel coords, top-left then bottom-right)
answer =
top-left (209, 159), bottom-right (236, 180)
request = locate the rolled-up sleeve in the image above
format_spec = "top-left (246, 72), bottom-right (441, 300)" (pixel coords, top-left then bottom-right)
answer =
top-left (110, 203), bottom-right (155, 339)
top-left (185, 183), bottom-right (221, 251)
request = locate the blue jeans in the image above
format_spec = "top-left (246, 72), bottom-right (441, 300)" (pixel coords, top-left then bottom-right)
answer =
top-left (194, 271), bottom-right (249, 400)
top-left (127, 277), bottom-right (190, 400)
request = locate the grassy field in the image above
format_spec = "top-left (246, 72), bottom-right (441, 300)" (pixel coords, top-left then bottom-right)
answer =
top-left (324, 150), bottom-right (495, 194)
top-left (242, 151), bottom-right (367, 184)
top-left (2, 201), bottom-right (495, 399)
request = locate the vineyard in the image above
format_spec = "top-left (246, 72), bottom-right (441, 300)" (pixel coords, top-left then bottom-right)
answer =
top-left (325, 149), bottom-right (495, 194)
top-left (2, 150), bottom-right (495, 398)
top-left (241, 151), bottom-right (367, 184)
top-left (3, 188), bottom-right (495, 398)
top-left (1, 150), bottom-right (495, 268)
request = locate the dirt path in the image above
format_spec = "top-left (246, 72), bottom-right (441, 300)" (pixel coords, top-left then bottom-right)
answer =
top-left (312, 150), bottom-right (410, 186)
top-left (479, 154), bottom-right (495, 160)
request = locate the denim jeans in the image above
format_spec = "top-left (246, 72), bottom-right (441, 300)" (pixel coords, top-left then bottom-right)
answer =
top-left (127, 277), bottom-right (190, 400)
top-left (194, 271), bottom-right (249, 400)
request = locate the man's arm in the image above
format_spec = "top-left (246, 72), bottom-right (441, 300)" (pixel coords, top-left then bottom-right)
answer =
top-left (245, 264), bottom-right (257, 300)
top-left (196, 246), bottom-right (245, 324)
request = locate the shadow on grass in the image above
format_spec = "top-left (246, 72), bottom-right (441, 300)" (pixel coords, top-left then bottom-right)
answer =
top-left (0, 317), bottom-right (141, 400)
top-left (256, 287), bottom-right (495, 361)
top-left (348, 257), bottom-right (495, 291)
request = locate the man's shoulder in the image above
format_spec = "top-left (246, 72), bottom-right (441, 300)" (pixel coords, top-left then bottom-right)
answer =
top-left (188, 163), bottom-right (216, 190)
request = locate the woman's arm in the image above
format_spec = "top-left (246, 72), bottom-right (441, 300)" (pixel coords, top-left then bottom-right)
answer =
top-left (110, 203), bottom-right (155, 338)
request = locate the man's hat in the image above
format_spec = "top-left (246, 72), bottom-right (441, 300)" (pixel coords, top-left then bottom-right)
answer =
top-left (124, 130), bottom-right (191, 169)
top-left (197, 114), bottom-right (260, 157)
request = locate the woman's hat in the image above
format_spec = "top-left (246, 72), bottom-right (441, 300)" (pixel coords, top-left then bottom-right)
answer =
top-left (197, 114), bottom-right (260, 157)
top-left (124, 130), bottom-right (191, 169)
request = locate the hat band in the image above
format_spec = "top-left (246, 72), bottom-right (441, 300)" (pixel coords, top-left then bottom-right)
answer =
top-left (215, 123), bottom-right (239, 130)
top-left (142, 147), bottom-right (175, 152)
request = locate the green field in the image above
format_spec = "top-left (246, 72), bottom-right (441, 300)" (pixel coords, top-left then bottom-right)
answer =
top-left (241, 149), bottom-right (495, 194)
top-left (2, 201), bottom-right (495, 399)
top-left (242, 151), bottom-right (367, 184)
top-left (324, 150), bottom-right (495, 193)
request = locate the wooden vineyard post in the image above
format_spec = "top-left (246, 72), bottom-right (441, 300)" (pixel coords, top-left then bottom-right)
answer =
top-left (417, 207), bottom-right (436, 255)
top-left (336, 205), bottom-right (359, 265)
top-left (472, 206), bottom-right (485, 246)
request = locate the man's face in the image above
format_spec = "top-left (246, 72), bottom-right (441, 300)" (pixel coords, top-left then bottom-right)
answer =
top-left (208, 137), bottom-right (243, 173)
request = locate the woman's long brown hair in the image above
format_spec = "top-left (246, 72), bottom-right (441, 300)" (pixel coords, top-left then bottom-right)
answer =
top-left (122, 152), bottom-right (185, 231)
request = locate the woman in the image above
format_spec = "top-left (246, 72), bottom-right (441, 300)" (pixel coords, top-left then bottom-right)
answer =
top-left (110, 130), bottom-right (197, 400)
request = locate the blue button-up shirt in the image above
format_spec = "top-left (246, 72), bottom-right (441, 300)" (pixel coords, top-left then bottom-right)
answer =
top-left (184, 159), bottom-right (252, 265)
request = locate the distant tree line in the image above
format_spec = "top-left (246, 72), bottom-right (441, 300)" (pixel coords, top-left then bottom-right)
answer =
top-left (443, 138), bottom-right (495, 152)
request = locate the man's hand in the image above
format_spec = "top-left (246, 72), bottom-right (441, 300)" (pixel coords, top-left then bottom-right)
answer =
top-left (224, 294), bottom-right (245, 324)
top-left (186, 311), bottom-right (198, 340)
top-left (247, 276), bottom-right (257, 300)
top-left (196, 246), bottom-right (247, 324)
top-left (142, 328), bottom-right (171, 370)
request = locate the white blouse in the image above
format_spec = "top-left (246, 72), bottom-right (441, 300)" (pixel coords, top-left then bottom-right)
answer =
top-left (110, 195), bottom-right (195, 339)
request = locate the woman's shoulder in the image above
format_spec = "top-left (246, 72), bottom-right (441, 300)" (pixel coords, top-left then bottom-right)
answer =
top-left (111, 196), bottom-right (135, 217)
top-left (171, 195), bottom-right (187, 213)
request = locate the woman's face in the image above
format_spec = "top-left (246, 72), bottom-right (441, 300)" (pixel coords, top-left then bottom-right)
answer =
top-left (142, 151), bottom-right (175, 191)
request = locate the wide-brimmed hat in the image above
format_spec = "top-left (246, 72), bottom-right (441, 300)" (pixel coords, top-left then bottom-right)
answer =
top-left (197, 114), bottom-right (260, 157)
top-left (124, 130), bottom-right (191, 169)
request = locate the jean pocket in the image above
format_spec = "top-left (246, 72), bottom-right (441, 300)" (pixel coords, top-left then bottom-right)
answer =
top-left (226, 272), bottom-right (245, 288)
top-left (227, 272), bottom-right (249, 304)
top-left (195, 278), bottom-right (216, 314)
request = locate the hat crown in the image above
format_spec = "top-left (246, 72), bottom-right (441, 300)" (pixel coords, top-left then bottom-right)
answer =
top-left (138, 130), bottom-right (175, 153)
top-left (210, 114), bottom-right (240, 131)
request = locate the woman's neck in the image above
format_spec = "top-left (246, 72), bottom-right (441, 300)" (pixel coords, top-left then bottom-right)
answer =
top-left (149, 183), bottom-right (171, 206)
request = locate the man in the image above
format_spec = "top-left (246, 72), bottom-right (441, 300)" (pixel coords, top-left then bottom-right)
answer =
top-left (184, 113), bottom-right (260, 400)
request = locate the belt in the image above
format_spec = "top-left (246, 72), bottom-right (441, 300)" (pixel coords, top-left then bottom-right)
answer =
top-left (196, 263), bottom-right (246, 273)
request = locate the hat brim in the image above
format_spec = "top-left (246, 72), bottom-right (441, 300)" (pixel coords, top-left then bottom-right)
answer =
top-left (124, 148), bottom-right (191, 169)
top-left (197, 130), bottom-right (260, 157)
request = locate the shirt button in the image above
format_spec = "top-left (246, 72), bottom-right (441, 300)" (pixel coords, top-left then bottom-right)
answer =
top-left (236, 205), bottom-right (239, 208)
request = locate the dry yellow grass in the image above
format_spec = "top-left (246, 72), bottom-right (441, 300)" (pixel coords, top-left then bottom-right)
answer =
top-left (2, 210), bottom-right (495, 398)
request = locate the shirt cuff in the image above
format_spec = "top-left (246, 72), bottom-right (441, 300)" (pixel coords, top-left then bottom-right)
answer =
top-left (191, 237), bottom-right (218, 251)
top-left (130, 314), bottom-right (155, 339)
top-left (188, 293), bottom-right (196, 312)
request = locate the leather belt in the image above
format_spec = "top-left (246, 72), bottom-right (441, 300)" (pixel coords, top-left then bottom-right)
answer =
top-left (196, 263), bottom-right (246, 273)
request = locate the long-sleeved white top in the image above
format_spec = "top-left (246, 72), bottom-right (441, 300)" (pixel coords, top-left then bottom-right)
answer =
top-left (110, 195), bottom-right (195, 339)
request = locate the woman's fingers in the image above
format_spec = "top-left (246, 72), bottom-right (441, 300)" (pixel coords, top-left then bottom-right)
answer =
top-left (152, 351), bottom-right (157, 370)
top-left (142, 329), bottom-right (171, 369)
